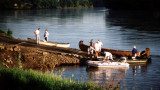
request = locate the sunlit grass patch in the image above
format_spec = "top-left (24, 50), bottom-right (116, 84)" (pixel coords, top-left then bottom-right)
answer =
top-left (0, 68), bottom-right (101, 90)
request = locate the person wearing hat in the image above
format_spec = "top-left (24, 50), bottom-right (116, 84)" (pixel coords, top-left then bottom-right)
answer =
top-left (132, 45), bottom-right (138, 59)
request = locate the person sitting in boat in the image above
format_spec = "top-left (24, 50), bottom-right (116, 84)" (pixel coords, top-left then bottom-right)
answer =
top-left (88, 46), bottom-right (95, 59)
top-left (132, 45), bottom-right (138, 59)
top-left (140, 48), bottom-right (150, 58)
top-left (103, 51), bottom-right (113, 60)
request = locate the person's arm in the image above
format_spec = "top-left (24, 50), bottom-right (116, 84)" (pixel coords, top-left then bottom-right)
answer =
top-left (34, 31), bottom-right (36, 35)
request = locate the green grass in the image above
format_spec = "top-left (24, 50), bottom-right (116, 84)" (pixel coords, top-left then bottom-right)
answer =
top-left (0, 28), bottom-right (13, 38)
top-left (7, 28), bottom-right (13, 37)
top-left (0, 68), bottom-right (102, 90)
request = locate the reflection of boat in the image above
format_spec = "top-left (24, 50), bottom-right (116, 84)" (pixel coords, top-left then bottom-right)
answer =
top-left (86, 65), bottom-right (129, 88)
top-left (87, 60), bottom-right (129, 67)
top-left (28, 38), bottom-right (70, 48)
top-left (79, 40), bottom-right (151, 58)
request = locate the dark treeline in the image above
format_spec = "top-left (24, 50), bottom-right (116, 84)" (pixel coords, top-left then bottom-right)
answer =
top-left (0, 0), bottom-right (95, 10)
top-left (105, 0), bottom-right (160, 10)
top-left (91, 0), bottom-right (105, 7)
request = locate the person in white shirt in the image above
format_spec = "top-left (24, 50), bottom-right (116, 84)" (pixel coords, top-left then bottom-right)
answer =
top-left (98, 40), bottom-right (103, 53)
top-left (34, 28), bottom-right (40, 44)
top-left (103, 51), bottom-right (113, 60)
top-left (95, 41), bottom-right (100, 58)
top-left (44, 29), bottom-right (49, 42)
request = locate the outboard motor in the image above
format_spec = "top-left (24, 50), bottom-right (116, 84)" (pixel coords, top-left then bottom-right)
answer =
top-left (120, 56), bottom-right (127, 63)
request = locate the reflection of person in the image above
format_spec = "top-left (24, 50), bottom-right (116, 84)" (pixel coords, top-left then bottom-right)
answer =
top-left (103, 51), bottom-right (113, 60)
top-left (44, 29), bottom-right (49, 42)
top-left (132, 45), bottom-right (137, 59)
top-left (34, 28), bottom-right (40, 44)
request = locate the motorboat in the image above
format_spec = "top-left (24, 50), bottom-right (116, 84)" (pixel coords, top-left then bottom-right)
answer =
top-left (87, 60), bottom-right (129, 67)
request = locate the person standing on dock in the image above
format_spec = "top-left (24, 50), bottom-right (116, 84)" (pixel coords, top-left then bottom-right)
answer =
top-left (34, 28), bottom-right (41, 44)
top-left (44, 29), bottom-right (49, 42)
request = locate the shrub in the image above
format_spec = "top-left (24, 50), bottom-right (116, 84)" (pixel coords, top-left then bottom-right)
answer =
top-left (7, 28), bottom-right (13, 37)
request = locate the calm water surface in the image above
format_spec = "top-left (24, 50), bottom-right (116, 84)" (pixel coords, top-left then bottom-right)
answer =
top-left (0, 8), bottom-right (160, 89)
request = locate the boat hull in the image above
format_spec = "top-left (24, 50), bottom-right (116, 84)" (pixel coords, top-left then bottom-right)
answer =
top-left (87, 60), bottom-right (129, 67)
top-left (28, 38), bottom-right (70, 48)
top-left (79, 41), bottom-right (150, 58)
top-left (126, 58), bottom-right (150, 63)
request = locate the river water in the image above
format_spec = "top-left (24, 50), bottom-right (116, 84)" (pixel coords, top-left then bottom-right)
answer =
top-left (0, 8), bottom-right (160, 89)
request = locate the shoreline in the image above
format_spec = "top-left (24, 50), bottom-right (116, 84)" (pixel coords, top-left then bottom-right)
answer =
top-left (0, 30), bottom-right (89, 71)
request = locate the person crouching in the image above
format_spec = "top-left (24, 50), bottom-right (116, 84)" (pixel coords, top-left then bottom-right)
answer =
top-left (103, 51), bottom-right (113, 60)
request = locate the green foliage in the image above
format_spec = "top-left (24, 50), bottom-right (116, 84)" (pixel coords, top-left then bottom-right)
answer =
top-left (0, 0), bottom-right (94, 9)
top-left (0, 29), bottom-right (5, 34)
top-left (0, 60), bottom-right (3, 68)
top-left (7, 28), bottom-right (13, 38)
top-left (0, 68), bottom-right (102, 90)
top-left (105, 0), bottom-right (160, 10)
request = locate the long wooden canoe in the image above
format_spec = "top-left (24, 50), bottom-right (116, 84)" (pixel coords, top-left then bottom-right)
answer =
top-left (79, 40), bottom-right (150, 58)
top-left (28, 38), bottom-right (70, 48)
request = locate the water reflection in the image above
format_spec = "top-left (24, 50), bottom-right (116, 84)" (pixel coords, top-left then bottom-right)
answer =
top-left (86, 67), bottom-right (129, 88)
top-left (106, 10), bottom-right (160, 30)
top-left (129, 63), bottom-right (150, 76)
top-left (105, 10), bottom-right (160, 55)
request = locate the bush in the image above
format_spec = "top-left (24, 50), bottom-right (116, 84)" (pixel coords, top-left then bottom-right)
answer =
top-left (7, 28), bottom-right (13, 37)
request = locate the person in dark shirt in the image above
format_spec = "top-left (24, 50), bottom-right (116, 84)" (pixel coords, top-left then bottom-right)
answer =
top-left (89, 39), bottom-right (95, 47)
top-left (132, 45), bottom-right (138, 59)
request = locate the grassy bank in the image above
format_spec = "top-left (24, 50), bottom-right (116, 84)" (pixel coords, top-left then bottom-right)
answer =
top-left (0, 68), bottom-right (101, 90)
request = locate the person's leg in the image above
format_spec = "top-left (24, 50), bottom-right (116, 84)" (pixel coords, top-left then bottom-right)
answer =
top-left (38, 35), bottom-right (40, 44)
top-left (95, 51), bottom-right (98, 58)
top-left (44, 37), bottom-right (47, 42)
top-left (36, 35), bottom-right (38, 44)
top-left (46, 37), bottom-right (48, 41)
top-left (109, 54), bottom-right (113, 60)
